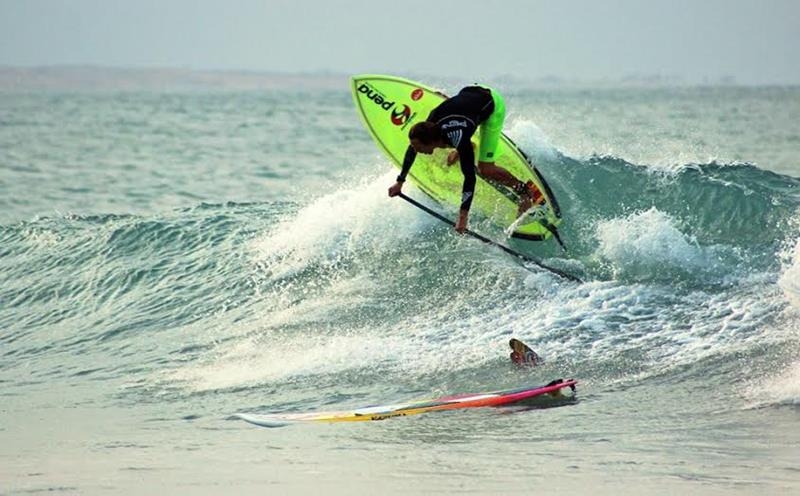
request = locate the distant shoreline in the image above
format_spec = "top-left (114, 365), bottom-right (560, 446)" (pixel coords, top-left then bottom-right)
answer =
top-left (0, 65), bottom-right (349, 91)
top-left (0, 65), bottom-right (794, 91)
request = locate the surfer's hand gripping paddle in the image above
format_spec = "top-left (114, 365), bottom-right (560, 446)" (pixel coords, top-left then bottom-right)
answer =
top-left (396, 193), bottom-right (582, 283)
top-left (388, 181), bottom-right (404, 197)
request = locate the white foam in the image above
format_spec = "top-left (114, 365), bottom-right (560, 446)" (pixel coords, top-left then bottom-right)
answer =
top-left (505, 118), bottom-right (559, 163)
top-left (250, 171), bottom-right (426, 281)
top-left (744, 360), bottom-right (800, 409)
top-left (166, 315), bottom-right (503, 393)
top-left (778, 237), bottom-right (800, 310)
top-left (167, 333), bottom-right (391, 392)
top-left (594, 207), bottom-right (706, 279)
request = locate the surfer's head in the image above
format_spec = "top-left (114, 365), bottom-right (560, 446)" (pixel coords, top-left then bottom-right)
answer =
top-left (409, 121), bottom-right (442, 154)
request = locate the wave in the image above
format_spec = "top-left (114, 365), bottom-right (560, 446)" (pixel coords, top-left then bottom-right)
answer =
top-left (779, 237), bottom-right (800, 309)
top-left (3, 139), bottom-right (798, 405)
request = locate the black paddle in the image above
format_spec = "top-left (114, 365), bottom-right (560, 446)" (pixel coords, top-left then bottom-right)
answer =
top-left (397, 193), bottom-right (583, 283)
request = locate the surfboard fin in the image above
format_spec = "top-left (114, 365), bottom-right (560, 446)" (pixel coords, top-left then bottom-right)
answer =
top-left (509, 338), bottom-right (541, 366)
top-left (504, 205), bottom-right (546, 238)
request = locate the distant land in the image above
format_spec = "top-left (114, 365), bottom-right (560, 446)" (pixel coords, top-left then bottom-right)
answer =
top-left (0, 66), bottom-right (352, 91)
top-left (0, 65), bottom-right (755, 91)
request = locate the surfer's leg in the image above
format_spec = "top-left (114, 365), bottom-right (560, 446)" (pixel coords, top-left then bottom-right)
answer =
top-left (475, 88), bottom-right (545, 213)
top-left (476, 161), bottom-right (543, 215)
top-left (476, 161), bottom-right (521, 187)
top-left (477, 90), bottom-right (545, 213)
top-left (475, 88), bottom-right (527, 188)
top-left (477, 88), bottom-right (505, 166)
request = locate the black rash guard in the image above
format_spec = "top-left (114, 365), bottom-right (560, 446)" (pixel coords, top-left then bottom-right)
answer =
top-left (398, 86), bottom-right (495, 212)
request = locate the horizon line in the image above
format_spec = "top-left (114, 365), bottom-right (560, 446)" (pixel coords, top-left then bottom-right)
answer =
top-left (1, 64), bottom-right (798, 90)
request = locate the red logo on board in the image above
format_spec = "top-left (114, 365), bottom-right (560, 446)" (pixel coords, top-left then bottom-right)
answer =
top-left (391, 105), bottom-right (412, 126)
top-left (411, 88), bottom-right (424, 101)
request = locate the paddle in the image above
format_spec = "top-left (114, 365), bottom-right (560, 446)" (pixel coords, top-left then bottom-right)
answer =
top-left (397, 193), bottom-right (583, 283)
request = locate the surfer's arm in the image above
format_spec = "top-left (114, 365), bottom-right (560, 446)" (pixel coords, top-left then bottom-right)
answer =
top-left (438, 118), bottom-right (476, 214)
top-left (457, 141), bottom-right (476, 213)
top-left (453, 141), bottom-right (475, 233)
top-left (398, 145), bottom-right (417, 183)
top-left (389, 146), bottom-right (417, 197)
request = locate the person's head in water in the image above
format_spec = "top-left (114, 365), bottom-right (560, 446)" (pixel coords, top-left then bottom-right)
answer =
top-left (409, 122), bottom-right (444, 154)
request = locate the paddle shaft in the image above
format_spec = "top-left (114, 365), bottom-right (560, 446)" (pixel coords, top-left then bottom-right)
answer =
top-left (396, 193), bottom-right (582, 283)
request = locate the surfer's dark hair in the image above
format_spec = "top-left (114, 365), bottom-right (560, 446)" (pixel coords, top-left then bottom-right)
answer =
top-left (409, 121), bottom-right (440, 144)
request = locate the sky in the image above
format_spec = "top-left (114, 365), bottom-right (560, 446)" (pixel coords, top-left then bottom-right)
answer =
top-left (1, 0), bottom-right (799, 85)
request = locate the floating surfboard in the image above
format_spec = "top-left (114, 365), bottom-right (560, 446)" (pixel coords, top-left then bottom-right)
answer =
top-left (235, 379), bottom-right (576, 427)
top-left (351, 74), bottom-right (563, 241)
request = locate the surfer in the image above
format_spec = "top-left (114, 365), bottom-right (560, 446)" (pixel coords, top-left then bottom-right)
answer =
top-left (387, 85), bottom-right (544, 233)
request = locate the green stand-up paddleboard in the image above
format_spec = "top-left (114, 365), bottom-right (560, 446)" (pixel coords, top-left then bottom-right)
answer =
top-left (351, 74), bottom-right (563, 241)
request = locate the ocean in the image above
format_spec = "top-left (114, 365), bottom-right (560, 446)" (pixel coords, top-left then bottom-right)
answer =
top-left (1, 76), bottom-right (799, 495)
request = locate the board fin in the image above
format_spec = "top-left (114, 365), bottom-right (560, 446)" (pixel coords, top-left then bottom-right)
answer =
top-left (505, 205), bottom-right (547, 238)
top-left (509, 338), bottom-right (542, 366)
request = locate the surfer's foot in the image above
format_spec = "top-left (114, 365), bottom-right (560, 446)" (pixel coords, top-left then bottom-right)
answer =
top-left (516, 180), bottom-right (544, 215)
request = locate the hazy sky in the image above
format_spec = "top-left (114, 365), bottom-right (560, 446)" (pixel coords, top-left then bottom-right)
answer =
top-left (1, 0), bottom-right (798, 85)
